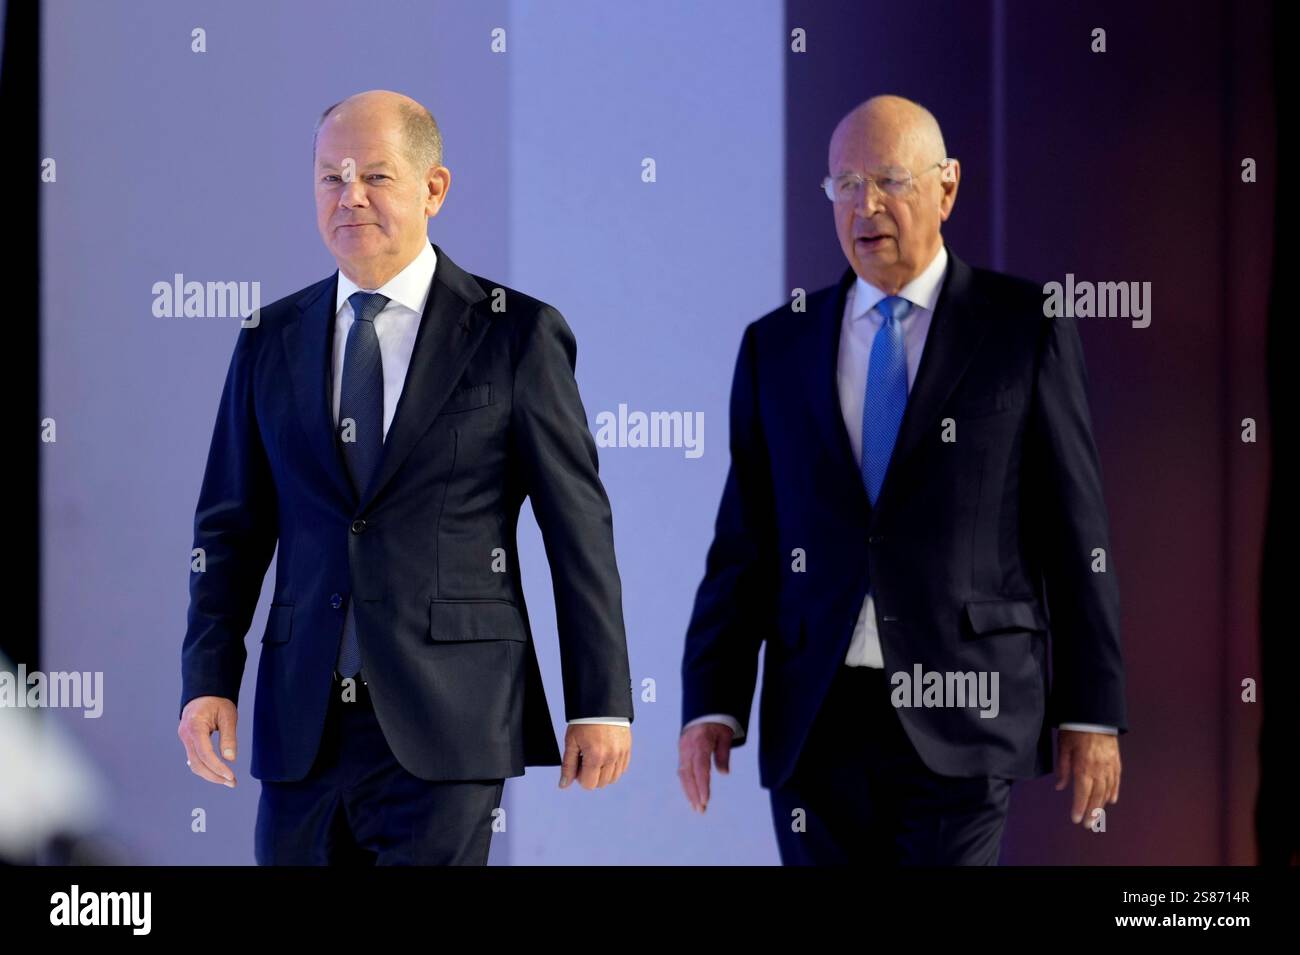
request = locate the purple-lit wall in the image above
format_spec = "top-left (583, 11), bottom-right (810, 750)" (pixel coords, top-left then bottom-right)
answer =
top-left (40, 0), bottom-right (785, 865)
top-left (783, 0), bottom-right (1274, 864)
top-left (41, 0), bottom-right (513, 864)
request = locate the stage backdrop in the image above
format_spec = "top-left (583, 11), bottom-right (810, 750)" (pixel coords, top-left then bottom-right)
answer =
top-left (40, 0), bottom-right (1272, 864)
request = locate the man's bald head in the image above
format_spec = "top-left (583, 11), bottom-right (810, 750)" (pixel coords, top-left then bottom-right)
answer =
top-left (828, 95), bottom-right (946, 176)
top-left (825, 94), bottom-right (959, 294)
top-left (312, 89), bottom-right (452, 289)
top-left (313, 89), bottom-right (443, 174)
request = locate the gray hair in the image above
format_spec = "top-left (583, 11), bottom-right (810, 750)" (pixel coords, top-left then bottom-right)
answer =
top-left (313, 98), bottom-right (443, 172)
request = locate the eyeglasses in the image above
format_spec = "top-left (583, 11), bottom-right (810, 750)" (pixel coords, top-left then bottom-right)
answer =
top-left (821, 159), bottom-right (951, 203)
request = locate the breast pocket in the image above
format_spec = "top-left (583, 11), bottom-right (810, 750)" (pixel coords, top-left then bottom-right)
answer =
top-left (948, 385), bottom-right (1020, 420)
top-left (436, 383), bottom-right (493, 417)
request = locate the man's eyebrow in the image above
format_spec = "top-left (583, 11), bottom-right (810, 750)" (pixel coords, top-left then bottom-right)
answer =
top-left (316, 160), bottom-right (396, 171)
top-left (833, 163), bottom-right (906, 175)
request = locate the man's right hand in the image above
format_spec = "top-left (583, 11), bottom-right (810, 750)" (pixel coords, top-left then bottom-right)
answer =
top-left (677, 721), bottom-right (735, 813)
top-left (178, 696), bottom-right (239, 788)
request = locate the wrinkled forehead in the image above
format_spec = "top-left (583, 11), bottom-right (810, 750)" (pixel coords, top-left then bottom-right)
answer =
top-left (828, 121), bottom-right (926, 175)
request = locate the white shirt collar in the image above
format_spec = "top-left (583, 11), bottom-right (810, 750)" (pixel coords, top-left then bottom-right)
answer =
top-left (849, 243), bottom-right (949, 322)
top-left (335, 239), bottom-right (438, 315)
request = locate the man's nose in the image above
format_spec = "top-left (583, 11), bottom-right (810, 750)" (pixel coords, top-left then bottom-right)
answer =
top-left (338, 178), bottom-right (368, 206)
top-left (854, 179), bottom-right (885, 216)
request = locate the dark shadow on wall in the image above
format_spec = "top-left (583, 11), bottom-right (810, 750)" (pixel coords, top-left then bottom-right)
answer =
top-left (1256, 0), bottom-right (1295, 868)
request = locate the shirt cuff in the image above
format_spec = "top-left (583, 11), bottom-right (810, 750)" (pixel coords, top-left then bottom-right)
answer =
top-left (567, 717), bottom-right (630, 726)
top-left (682, 713), bottom-right (744, 741)
top-left (1058, 722), bottom-right (1118, 734)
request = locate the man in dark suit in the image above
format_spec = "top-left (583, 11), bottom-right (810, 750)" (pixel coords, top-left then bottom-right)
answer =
top-left (178, 90), bottom-right (634, 865)
top-left (678, 95), bottom-right (1126, 864)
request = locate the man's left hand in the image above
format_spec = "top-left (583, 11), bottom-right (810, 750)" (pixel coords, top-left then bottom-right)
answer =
top-left (1055, 729), bottom-right (1121, 827)
top-left (559, 724), bottom-right (632, 790)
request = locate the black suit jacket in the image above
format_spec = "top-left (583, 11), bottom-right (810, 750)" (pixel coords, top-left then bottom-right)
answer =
top-left (181, 243), bottom-right (634, 782)
top-left (681, 245), bottom-right (1127, 789)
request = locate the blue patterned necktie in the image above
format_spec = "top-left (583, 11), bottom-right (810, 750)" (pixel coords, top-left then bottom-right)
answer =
top-left (861, 295), bottom-right (912, 506)
top-left (335, 291), bottom-right (389, 679)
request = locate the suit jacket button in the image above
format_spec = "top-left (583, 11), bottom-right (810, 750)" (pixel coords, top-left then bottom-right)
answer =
top-left (882, 614), bottom-right (898, 622)
top-left (869, 535), bottom-right (886, 543)
top-left (351, 519), bottom-right (367, 534)
top-left (330, 593), bottom-right (343, 609)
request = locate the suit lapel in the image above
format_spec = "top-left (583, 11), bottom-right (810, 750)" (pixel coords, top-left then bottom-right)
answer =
top-left (284, 273), bottom-right (355, 507)
top-left (805, 247), bottom-right (995, 524)
top-left (870, 247), bottom-right (994, 516)
top-left (808, 267), bottom-right (872, 525)
top-left (282, 244), bottom-right (492, 515)
top-left (355, 243), bottom-right (490, 512)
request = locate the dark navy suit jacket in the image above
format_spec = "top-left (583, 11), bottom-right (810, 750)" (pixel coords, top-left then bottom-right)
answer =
top-left (682, 246), bottom-right (1127, 790)
top-left (181, 244), bottom-right (634, 782)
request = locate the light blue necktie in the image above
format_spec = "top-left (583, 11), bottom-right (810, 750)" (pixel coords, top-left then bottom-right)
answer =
top-left (860, 295), bottom-right (911, 506)
top-left (335, 291), bottom-right (389, 679)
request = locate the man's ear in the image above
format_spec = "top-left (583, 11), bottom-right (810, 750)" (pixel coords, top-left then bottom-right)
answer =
top-left (938, 158), bottom-right (960, 221)
top-left (426, 166), bottom-right (452, 217)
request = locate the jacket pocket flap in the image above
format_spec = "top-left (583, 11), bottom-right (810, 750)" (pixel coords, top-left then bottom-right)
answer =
top-left (262, 603), bottom-right (293, 644)
top-left (428, 599), bottom-right (526, 642)
top-left (963, 598), bottom-right (1046, 635)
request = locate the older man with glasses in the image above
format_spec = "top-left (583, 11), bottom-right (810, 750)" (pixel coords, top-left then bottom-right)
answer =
top-left (679, 94), bottom-right (1126, 865)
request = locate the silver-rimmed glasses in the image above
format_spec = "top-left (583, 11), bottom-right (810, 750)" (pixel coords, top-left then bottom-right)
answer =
top-left (822, 159), bottom-right (951, 202)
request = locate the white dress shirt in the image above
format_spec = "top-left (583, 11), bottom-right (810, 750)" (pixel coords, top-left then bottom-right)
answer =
top-left (333, 240), bottom-right (628, 729)
top-left (685, 245), bottom-right (1115, 739)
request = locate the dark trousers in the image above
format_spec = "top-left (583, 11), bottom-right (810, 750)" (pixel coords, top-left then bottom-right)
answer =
top-left (255, 676), bottom-right (505, 865)
top-left (769, 665), bottom-right (1012, 866)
